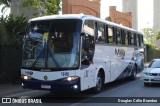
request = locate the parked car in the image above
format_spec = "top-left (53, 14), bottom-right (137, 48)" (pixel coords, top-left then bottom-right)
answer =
top-left (143, 59), bottom-right (160, 86)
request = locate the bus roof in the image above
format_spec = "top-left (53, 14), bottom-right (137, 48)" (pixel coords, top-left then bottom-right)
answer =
top-left (29, 14), bottom-right (142, 34)
top-left (29, 14), bottom-right (85, 22)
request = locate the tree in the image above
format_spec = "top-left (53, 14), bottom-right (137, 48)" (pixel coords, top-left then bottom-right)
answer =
top-left (0, 14), bottom-right (27, 45)
top-left (154, 30), bottom-right (160, 40)
top-left (0, 0), bottom-right (11, 13)
top-left (142, 28), bottom-right (155, 45)
top-left (0, 23), bottom-right (7, 44)
top-left (22, 0), bottom-right (61, 16)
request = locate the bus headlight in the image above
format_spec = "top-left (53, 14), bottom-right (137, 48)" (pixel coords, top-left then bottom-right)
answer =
top-left (65, 76), bottom-right (79, 81)
top-left (21, 75), bottom-right (30, 80)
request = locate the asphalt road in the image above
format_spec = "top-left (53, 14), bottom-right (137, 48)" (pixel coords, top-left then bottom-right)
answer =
top-left (1, 73), bottom-right (160, 106)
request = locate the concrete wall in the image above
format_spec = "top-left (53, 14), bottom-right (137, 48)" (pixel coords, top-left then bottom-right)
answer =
top-left (122, 0), bottom-right (138, 30)
top-left (153, 0), bottom-right (160, 32)
top-left (11, 0), bottom-right (37, 19)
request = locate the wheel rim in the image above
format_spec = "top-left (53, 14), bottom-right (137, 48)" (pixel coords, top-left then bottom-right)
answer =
top-left (96, 75), bottom-right (102, 91)
top-left (133, 66), bottom-right (136, 78)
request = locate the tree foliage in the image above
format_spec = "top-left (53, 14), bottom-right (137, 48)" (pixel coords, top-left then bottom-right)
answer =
top-left (0, 0), bottom-right (11, 13)
top-left (142, 28), bottom-right (155, 45)
top-left (22, 0), bottom-right (61, 16)
top-left (0, 14), bottom-right (27, 45)
top-left (154, 30), bottom-right (160, 40)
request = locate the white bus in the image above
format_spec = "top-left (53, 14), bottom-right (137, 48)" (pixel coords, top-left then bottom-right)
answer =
top-left (20, 14), bottom-right (144, 93)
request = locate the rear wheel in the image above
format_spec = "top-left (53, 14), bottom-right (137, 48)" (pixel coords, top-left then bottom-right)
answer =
top-left (130, 65), bottom-right (137, 80)
top-left (93, 72), bottom-right (103, 93)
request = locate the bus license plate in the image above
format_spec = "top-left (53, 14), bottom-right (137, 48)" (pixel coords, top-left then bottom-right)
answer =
top-left (41, 85), bottom-right (51, 89)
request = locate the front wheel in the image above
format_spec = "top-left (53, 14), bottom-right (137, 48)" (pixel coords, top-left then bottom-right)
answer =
top-left (93, 72), bottom-right (103, 93)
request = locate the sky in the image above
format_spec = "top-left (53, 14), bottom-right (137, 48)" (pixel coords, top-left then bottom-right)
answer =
top-left (100, 0), bottom-right (122, 19)
top-left (138, 0), bottom-right (153, 30)
top-left (0, 0), bottom-right (153, 31)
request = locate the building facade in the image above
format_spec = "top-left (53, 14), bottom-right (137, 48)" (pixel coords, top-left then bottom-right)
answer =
top-left (107, 6), bottom-right (132, 28)
top-left (62, 0), bottom-right (100, 17)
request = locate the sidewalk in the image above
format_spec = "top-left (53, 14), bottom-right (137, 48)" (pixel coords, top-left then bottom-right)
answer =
top-left (0, 83), bottom-right (24, 96)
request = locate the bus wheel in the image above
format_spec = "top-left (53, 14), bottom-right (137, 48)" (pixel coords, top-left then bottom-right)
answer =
top-left (93, 72), bottom-right (103, 93)
top-left (130, 65), bottom-right (137, 80)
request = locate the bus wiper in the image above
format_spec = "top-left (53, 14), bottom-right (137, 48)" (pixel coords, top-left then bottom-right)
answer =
top-left (31, 47), bottom-right (45, 69)
top-left (48, 47), bottom-right (60, 67)
top-left (31, 46), bottom-right (60, 68)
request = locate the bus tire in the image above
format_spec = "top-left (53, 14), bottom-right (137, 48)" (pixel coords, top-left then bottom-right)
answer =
top-left (130, 65), bottom-right (137, 80)
top-left (93, 71), bottom-right (103, 93)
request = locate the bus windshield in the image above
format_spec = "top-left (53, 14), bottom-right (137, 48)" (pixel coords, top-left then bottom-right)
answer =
top-left (22, 19), bottom-right (82, 70)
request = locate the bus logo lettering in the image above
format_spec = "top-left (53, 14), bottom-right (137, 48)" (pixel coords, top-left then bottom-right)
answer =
top-left (115, 49), bottom-right (125, 58)
top-left (25, 71), bottom-right (33, 75)
top-left (44, 76), bottom-right (48, 80)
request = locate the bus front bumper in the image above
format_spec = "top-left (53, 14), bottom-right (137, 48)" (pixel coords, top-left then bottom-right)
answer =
top-left (21, 78), bottom-right (81, 92)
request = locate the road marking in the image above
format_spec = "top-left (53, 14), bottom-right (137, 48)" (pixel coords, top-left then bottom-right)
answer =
top-left (4, 90), bottom-right (40, 97)
top-left (70, 78), bottom-right (142, 106)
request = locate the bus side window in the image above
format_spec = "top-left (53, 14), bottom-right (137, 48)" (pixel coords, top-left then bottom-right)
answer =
top-left (108, 26), bottom-right (114, 44)
top-left (81, 20), bottom-right (95, 66)
top-left (121, 30), bottom-right (125, 45)
top-left (139, 35), bottom-right (141, 47)
top-left (134, 33), bottom-right (137, 46)
top-left (130, 33), bottom-right (134, 45)
top-left (136, 34), bottom-right (139, 46)
top-left (96, 22), bottom-right (105, 43)
top-left (139, 35), bottom-right (144, 47)
top-left (124, 31), bottom-right (129, 45)
top-left (116, 28), bottom-right (122, 45)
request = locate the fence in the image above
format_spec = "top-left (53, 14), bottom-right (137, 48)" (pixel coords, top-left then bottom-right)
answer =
top-left (0, 44), bottom-right (22, 84)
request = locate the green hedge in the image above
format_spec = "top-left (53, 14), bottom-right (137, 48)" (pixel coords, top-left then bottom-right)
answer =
top-left (146, 44), bottom-right (160, 62)
top-left (0, 44), bottom-right (22, 84)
